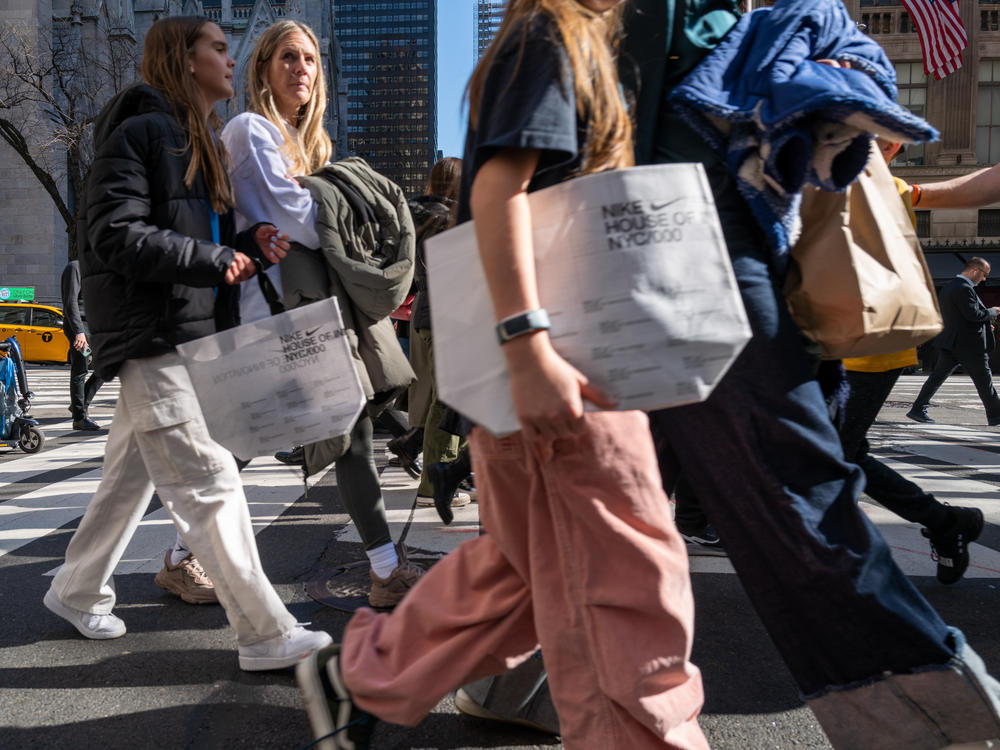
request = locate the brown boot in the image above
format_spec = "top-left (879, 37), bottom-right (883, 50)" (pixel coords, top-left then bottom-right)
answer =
top-left (154, 551), bottom-right (219, 604)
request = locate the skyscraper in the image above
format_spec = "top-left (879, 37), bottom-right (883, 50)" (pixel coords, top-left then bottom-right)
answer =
top-left (476, 0), bottom-right (505, 61)
top-left (335, 1), bottom-right (438, 196)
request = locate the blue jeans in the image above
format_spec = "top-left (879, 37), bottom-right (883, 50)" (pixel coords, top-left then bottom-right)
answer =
top-left (650, 165), bottom-right (1000, 746)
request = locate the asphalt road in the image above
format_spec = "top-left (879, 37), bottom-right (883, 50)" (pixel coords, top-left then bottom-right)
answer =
top-left (2, 366), bottom-right (1000, 749)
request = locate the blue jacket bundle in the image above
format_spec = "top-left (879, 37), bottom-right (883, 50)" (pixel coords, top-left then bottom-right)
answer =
top-left (669, 0), bottom-right (939, 260)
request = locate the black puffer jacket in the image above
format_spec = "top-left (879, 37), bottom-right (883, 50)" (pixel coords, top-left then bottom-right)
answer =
top-left (81, 84), bottom-right (253, 380)
top-left (408, 193), bottom-right (454, 332)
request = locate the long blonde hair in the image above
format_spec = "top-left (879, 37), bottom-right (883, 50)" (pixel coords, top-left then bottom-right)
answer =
top-left (468, 0), bottom-right (633, 175)
top-left (141, 16), bottom-right (234, 213)
top-left (245, 20), bottom-right (332, 175)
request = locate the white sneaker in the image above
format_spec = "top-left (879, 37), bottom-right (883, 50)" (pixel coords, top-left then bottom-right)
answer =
top-left (238, 624), bottom-right (333, 671)
top-left (43, 589), bottom-right (126, 640)
top-left (415, 491), bottom-right (470, 508)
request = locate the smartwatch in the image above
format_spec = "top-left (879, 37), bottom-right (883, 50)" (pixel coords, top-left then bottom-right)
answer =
top-left (495, 309), bottom-right (551, 344)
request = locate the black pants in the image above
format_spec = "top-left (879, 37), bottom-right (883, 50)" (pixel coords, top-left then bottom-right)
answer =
top-left (913, 346), bottom-right (1000, 424)
top-left (67, 341), bottom-right (103, 421)
top-left (842, 368), bottom-right (950, 532)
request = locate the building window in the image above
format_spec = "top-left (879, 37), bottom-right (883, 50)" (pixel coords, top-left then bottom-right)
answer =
top-left (978, 61), bottom-right (1000, 165)
top-left (862, 12), bottom-right (894, 33)
top-left (983, 9), bottom-right (1000, 32)
top-left (915, 211), bottom-right (931, 238)
top-left (894, 62), bottom-right (926, 166)
top-left (978, 209), bottom-right (1000, 236)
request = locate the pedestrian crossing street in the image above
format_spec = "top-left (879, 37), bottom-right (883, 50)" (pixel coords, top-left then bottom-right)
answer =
top-left (2, 368), bottom-right (999, 581)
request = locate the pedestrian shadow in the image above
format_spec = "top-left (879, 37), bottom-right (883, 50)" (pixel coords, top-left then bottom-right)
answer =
top-left (690, 573), bottom-right (812, 715)
top-left (0, 694), bottom-right (561, 750)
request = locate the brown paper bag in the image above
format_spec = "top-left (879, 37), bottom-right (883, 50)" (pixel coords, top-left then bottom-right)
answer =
top-left (784, 142), bottom-right (942, 359)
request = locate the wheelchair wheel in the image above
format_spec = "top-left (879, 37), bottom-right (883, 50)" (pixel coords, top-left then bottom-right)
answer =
top-left (18, 425), bottom-right (44, 454)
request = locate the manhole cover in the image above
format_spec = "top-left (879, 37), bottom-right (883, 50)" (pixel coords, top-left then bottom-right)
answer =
top-left (306, 555), bottom-right (442, 612)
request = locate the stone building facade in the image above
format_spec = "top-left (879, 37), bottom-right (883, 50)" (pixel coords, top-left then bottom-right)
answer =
top-left (841, 2), bottom-right (1000, 279)
top-left (0, 0), bottom-right (347, 304)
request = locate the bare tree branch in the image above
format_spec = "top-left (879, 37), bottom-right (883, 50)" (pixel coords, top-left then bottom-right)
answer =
top-left (0, 17), bottom-right (137, 257)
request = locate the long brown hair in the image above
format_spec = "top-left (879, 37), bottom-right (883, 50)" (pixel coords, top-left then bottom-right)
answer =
top-left (245, 20), bottom-right (332, 175)
top-left (425, 156), bottom-right (461, 203)
top-left (467, 0), bottom-right (633, 175)
top-left (141, 16), bottom-right (233, 213)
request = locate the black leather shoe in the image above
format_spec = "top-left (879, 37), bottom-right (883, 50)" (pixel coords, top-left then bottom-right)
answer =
top-left (427, 461), bottom-right (464, 525)
top-left (72, 417), bottom-right (100, 431)
top-left (906, 407), bottom-right (934, 424)
top-left (387, 433), bottom-right (422, 479)
top-left (274, 446), bottom-right (305, 466)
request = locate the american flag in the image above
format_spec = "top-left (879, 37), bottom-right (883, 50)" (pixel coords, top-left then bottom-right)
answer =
top-left (899, 0), bottom-right (968, 80)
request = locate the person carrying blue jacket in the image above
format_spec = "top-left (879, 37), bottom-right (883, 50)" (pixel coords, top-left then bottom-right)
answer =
top-left (632, 0), bottom-right (1000, 747)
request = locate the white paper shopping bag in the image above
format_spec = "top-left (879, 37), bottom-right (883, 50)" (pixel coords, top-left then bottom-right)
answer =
top-left (426, 163), bottom-right (750, 435)
top-left (176, 297), bottom-right (365, 458)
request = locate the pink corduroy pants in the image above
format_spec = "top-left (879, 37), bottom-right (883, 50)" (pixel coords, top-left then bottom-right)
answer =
top-left (341, 411), bottom-right (708, 749)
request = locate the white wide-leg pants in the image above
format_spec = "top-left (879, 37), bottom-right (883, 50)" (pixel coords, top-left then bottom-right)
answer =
top-left (49, 351), bottom-right (296, 645)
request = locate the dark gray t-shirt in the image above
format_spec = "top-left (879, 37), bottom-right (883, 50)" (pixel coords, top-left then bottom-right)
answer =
top-left (457, 15), bottom-right (583, 224)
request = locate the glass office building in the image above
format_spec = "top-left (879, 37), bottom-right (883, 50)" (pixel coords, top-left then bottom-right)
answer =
top-left (335, 1), bottom-right (437, 196)
top-left (476, 0), bottom-right (505, 61)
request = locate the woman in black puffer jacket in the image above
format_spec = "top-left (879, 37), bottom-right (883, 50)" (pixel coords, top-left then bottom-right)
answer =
top-left (44, 15), bottom-right (332, 671)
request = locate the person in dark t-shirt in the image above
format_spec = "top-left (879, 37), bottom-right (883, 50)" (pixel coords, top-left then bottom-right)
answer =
top-left (295, 4), bottom-right (709, 749)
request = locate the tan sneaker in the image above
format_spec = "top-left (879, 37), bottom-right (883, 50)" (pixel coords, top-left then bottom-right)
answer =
top-left (368, 559), bottom-right (425, 608)
top-left (154, 551), bottom-right (219, 604)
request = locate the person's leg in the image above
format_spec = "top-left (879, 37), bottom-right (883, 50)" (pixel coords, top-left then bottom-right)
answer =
top-left (911, 348), bottom-right (959, 412)
top-left (495, 412), bottom-right (704, 749)
top-left (335, 415), bottom-right (393, 553)
top-left (961, 350), bottom-right (1000, 424)
top-left (341, 413), bottom-right (706, 749)
top-left (67, 343), bottom-right (88, 421)
top-left (117, 353), bottom-right (297, 645)
top-left (843, 369), bottom-right (952, 531)
top-left (417, 330), bottom-right (462, 498)
top-left (83, 372), bottom-right (104, 410)
top-left (840, 369), bottom-right (901, 462)
top-left (49, 387), bottom-right (156, 613)
top-left (652, 164), bottom-right (1000, 747)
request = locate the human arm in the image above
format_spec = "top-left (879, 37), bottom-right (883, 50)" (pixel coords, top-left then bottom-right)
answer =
top-left (60, 263), bottom-right (85, 342)
top-left (915, 166), bottom-right (1000, 210)
top-left (221, 114), bottom-right (320, 249)
top-left (954, 282), bottom-right (999, 323)
top-left (86, 120), bottom-right (237, 287)
top-left (470, 149), bottom-right (616, 441)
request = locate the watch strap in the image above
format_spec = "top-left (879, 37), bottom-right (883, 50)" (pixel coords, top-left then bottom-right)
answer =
top-left (495, 308), bottom-right (551, 344)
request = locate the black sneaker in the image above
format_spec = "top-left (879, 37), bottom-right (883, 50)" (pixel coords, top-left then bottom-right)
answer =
top-left (906, 407), bottom-right (935, 424)
top-left (296, 645), bottom-right (376, 750)
top-left (678, 523), bottom-right (727, 556)
top-left (922, 506), bottom-right (984, 585)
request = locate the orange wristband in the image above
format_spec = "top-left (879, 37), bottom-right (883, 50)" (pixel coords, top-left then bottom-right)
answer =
top-left (911, 184), bottom-right (922, 206)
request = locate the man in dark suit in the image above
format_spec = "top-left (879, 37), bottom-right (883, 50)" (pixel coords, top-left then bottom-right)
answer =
top-left (908, 257), bottom-right (1000, 425)
top-left (61, 260), bottom-right (104, 431)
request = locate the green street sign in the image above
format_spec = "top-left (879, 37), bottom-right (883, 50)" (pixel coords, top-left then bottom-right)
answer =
top-left (0, 286), bottom-right (34, 301)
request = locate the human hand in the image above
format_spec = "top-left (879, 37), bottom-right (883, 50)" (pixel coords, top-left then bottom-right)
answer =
top-left (504, 333), bottom-right (617, 442)
top-left (73, 333), bottom-right (87, 352)
top-left (224, 252), bottom-right (256, 285)
top-left (254, 224), bottom-right (290, 265)
top-left (816, 59), bottom-right (852, 69)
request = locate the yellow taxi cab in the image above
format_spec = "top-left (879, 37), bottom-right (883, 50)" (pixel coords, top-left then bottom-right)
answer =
top-left (0, 301), bottom-right (71, 364)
